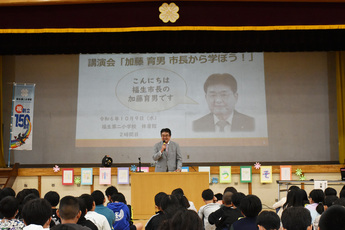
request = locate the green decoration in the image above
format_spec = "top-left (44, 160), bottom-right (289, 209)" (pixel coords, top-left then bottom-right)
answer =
top-left (74, 176), bottom-right (81, 185)
top-left (295, 168), bottom-right (303, 176)
top-left (299, 175), bottom-right (306, 181)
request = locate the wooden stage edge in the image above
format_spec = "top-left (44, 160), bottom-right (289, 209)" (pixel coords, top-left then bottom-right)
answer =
top-left (10, 164), bottom-right (345, 177)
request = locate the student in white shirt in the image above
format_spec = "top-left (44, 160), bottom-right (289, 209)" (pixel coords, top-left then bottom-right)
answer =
top-left (79, 194), bottom-right (111, 230)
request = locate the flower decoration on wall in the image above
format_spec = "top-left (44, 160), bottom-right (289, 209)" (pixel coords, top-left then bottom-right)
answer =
top-left (211, 177), bottom-right (219, 184)
top-left (53, 165), bottom-right (60, 173)
top-left (254, 162), bottom-right (261, 170)
top-left (130, 165), bottom-right (137, 172)
top-left (74, 176), bottom-right (81, 185)
top-left (159, 3), bottom-right (179, 23)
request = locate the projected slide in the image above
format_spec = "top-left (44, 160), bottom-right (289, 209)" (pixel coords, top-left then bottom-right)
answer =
top-left (76, 53), bottom-right (267, 147)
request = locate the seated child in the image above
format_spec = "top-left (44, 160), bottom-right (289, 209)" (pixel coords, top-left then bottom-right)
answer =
top-left (198, 189), bottom-right (220, 230)
top-left (0, 196), bottom-right (25, 230)
top-left (230, 195), bottom-right (262, 230)
top-left (44, 191), bottom-right (61, 227)
top-left (256, 211), bottom-right (280, 230)
top-left (145, 192), bottom-right (167, 230)
top-left (22, 198), bottom-right (52, 230)
top-left (208, 192), bottom-right (243, 230)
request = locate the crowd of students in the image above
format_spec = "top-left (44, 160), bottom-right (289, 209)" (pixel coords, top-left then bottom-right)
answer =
top-left (0, 185), bottom-right (345, 230)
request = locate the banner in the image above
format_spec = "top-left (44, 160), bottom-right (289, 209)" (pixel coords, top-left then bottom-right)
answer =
top-left (10, 83), bottom-right (35, 150)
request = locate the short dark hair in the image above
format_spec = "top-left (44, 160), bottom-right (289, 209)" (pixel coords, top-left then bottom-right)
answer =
top-left (239, 195), bottom-right (262, 218)
top-left (319, 205), bottom-right (345, 230)
top-left (44, 191), bottom-right (60, 207)
top-left (23, 193), bottom-right (39, 207)
top-left (324, 195), bottom-right (338, 208)
top-left (160, 128), bottom-right (171, 136)
top-left (105, 186), bottom-right (118, 198)
top-left (29, 189), bottom-right (40, 198)
top-left (223, 187), bottom-right (237, 194)
top-left (0, 187), bottom-right (16, 200)
top-left (204, 73), bottom-right (237, 94)
top-left (79, 194), bottom-right (94, 211)
top-left (232, 192), bottom-right (246, 208)
top-left (324, 187), bottom-right (337, 197)
top-left (172, 188), bottom-right (184, 196)
top-left (222, 192), bottom-right (233, 205)
top-left (333, 198), bottom-right (345, 207)
top-left (202, 189), bottom-right (214, 201)
top-left (256, 211), bottom-right (280, 230)
top-left (155, 192), bottom-right (167, 207)
top-left (281, 207), bottom-right (311, 230)
top-left (16, 189), bottom-right (32, 204)
top-left (111, 193), bottom-right (127, 204)
top-left (91, 190), bottom-right (105, 206)
top-left (0, 196), bottom-right (19, 218)
top-left (288, 186), bottom-right (300, 191)
top-left (214, 193), bottom-right (222, 202)
top-left (59, 196), bottom-right (80, 220)
top-left (22, 198), bottom-right (52, 226)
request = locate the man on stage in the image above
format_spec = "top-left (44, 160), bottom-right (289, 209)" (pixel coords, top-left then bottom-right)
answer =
top-left (153, 128), bottom-right (182, 172)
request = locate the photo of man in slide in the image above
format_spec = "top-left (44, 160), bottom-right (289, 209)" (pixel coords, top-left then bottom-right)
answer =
top-left (193, 73), bottom-right (255, 132)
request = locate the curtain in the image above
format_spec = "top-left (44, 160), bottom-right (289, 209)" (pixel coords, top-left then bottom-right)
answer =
top-left (0, 56), bottom-right (6, 167)
top-left (336, 51), bottom-right (345, 164)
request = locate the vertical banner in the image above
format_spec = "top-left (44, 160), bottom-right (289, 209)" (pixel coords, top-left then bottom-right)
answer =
top-left (10, 83), bottom-right (35, 150)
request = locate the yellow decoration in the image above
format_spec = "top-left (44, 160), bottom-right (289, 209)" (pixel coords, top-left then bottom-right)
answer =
top-left (159, 2), bottom-right (179, 23)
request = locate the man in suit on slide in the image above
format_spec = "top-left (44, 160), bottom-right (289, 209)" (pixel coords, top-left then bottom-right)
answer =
top-left (193, 73), bottom-right (255, 132)
top-left (153, 128), bottom-right (182, 172)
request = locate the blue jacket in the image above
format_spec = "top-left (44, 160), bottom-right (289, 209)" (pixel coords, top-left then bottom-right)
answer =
top-left (107, 202), bottom-right (130, 230)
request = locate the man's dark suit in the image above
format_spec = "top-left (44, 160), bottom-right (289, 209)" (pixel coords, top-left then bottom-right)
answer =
top-left (192, 110), bottom-right (255, 132)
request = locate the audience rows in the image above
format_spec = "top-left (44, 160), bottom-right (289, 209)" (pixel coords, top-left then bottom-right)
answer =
top-left (1, 185), bottom-right (345, 230)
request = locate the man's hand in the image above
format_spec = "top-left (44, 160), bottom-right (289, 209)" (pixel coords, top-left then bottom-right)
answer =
top-left (174, 169), bottom-right (181, 172)
top-left (160, 143), bottom-right (166, 153)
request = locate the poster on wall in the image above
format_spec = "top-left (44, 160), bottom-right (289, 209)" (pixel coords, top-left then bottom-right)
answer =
top-left (219, 166), bottom-right (231, 183)
top-left (260, 166), bottom-right (273, 183)
top-left (240, 166), bottom-right (252, 183)
top-left (62, 169), bottom-right (74, 185)
top-left (99, 168), bottom-right (112, 185)
top-left (81, 168), bottom-right (93, 185)
top-left (10, 83), bottom-right (35, 150)
top-left (280, 165), bottom-right (292, 181)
